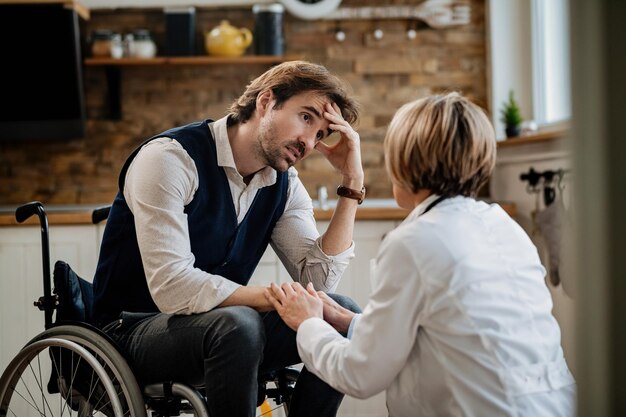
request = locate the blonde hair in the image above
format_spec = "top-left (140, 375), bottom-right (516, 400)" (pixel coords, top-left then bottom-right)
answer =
top-left (229, 61), bottom-right (359, 125)
top-left (384, 92), bottom-right (496, 197)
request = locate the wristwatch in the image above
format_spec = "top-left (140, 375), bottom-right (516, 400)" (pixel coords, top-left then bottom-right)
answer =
top-left (336, 185), bottom-right (366, 204)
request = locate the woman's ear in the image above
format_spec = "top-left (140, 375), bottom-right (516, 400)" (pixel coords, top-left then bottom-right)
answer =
top-left (256, 89), bottom-right (274, 117)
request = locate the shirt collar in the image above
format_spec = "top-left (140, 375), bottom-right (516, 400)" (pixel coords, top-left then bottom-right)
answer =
top-left (406, 194), bottom-right (472, 222)
top-left (211, 115), bottom-right (237, 169)
top-left (210, 115), bottom-right (278, 187)
top-left (403, 193), bottom-right (446, 223)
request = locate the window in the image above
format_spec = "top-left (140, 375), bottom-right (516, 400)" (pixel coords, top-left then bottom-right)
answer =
top-left (532, 0), bottom-right (571, 125)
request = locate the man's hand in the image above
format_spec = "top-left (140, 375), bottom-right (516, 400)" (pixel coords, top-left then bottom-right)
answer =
top-left (317, 291), bottom-right (355, 334)
top-left (264, 282), bottom-right (323, 331)
top-left (316, 103), bottom-right (364, 187)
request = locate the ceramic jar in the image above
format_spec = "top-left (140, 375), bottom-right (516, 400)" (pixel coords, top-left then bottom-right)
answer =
top-left (130, 29), bottom-right (157, 58)
top-left (205, 20), bottom-right (253, 57)
top-left (91, 30), bottom-right (123, 58)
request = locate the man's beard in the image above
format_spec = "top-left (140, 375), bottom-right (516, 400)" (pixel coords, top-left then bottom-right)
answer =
top-left (257, 119), bottom-right (302, 172)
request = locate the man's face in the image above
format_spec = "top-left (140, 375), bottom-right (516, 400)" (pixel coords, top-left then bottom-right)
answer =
top-left (256, 91), bottom-right (334, 172)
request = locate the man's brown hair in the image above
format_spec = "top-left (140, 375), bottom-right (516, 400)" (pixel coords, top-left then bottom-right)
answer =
top-left (229, 61), bottom-right (359, 125)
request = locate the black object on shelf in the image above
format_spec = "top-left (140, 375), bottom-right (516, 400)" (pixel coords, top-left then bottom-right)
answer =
top-left (0, 3), bottom-right (86, 140)
top-left (105, 67), bottom-right (122, 120)
top-left (165, 7), bottom-right (196, 56)
top-left (253, 3), bottom-right (285, 56)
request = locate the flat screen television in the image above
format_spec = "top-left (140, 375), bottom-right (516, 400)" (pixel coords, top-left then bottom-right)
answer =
top-left (0, 3), bottom-right (86, 140)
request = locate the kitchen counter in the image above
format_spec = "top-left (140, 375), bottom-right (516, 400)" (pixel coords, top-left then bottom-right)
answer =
top-left (0, 200), bottom-right (517, 226)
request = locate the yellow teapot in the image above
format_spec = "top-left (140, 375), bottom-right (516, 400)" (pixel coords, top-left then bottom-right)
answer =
top-left (205, 20), bottom-right (253, 57)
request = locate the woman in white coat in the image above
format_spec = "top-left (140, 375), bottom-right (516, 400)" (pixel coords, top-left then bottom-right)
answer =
top-left (265, 92), bottom-right (576, 417)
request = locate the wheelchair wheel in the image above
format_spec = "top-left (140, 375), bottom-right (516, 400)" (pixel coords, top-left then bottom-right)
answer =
top-left (258, 367), bottom-right (300, 417)
top-left (144, 382), bottom-right (209, 417)
top-left (0, 325), bottom-right (147, 417)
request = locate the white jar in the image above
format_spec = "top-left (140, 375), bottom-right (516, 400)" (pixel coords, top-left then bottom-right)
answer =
top-left (110, 33), bottom-right (123, 58)
top-left (131, 29), bottom-right (157, 58)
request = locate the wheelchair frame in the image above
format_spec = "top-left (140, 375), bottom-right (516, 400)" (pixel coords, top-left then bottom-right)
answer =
top-left (0, 202), bottom-right (298, 417)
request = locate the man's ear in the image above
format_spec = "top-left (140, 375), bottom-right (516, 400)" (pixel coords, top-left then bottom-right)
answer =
top-left (256, 89), bottom-right (274, 117)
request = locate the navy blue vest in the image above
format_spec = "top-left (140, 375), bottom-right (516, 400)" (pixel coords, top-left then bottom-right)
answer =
top-left (92, 120), bottom-right (289, 326)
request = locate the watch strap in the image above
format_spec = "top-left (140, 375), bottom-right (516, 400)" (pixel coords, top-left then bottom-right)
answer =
top-left (336, 185), bottom-right (366, 204)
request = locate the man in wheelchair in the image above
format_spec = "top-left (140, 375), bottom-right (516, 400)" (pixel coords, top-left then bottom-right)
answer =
top-left (91, 61), bottom-right (363, 417)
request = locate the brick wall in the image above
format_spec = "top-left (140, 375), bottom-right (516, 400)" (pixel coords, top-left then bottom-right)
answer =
top-left (0, 0), bottom-right (487, 205)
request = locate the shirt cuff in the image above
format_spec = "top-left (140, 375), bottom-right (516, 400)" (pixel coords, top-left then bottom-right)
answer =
top-left (308, 235), bottom-right (355, 264)
top-left (347, 313), bottom-right (361, 339)
top-left (297, 317), bottom-right (336, 344)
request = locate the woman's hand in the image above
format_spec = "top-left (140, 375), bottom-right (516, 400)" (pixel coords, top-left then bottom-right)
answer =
top-left (264, 282), bottom-right (323, 331)
top-left (316, 103), bottom-right (364, 187)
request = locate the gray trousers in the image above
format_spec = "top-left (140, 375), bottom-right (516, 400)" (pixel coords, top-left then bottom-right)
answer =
top-left (104, 293), bottom-right (361, 417)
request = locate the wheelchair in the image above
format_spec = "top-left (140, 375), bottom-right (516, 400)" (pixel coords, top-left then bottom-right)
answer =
top-left (0, 202), bottom-right (299, 417)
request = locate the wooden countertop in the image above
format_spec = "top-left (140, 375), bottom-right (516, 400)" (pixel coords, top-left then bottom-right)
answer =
top-left (0, 202), bottom-right (517, 226)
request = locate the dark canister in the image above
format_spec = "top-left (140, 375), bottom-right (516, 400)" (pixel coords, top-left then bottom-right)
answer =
top-left (252, 3), bottom-right (284, 55)
top-left (164, 7), bottom-right (196, 56)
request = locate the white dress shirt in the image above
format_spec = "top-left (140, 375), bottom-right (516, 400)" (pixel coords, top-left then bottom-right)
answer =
top-left (123, 116), bottom-right (354, 315)
top-left (297, 195), bottom-right (576, 417)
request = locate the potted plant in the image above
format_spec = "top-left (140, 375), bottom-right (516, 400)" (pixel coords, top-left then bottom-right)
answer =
top-left (500, 89), bottom-right (523, 138)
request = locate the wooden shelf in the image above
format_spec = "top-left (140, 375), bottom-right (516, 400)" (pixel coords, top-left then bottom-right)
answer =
top-left (85, 54), bottom-right (304, 119)
top-left (497, 127), bottom-right (568, 148)
top-left (84, 55), bottom-right (304, 66)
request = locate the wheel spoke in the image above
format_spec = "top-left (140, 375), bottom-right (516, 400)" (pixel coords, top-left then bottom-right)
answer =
top-left (51, 347), bottom-right (72, 417)
top-left (9, 384), bottom-right (47, 417)
top-left (18, 367), bottom-right (46, 417)
top-left (84, 367), bottom-right (98, 409)
top-left (37, 354), bottom-right (45, 417)
top-left (28, 355), bottom-right (55, 417)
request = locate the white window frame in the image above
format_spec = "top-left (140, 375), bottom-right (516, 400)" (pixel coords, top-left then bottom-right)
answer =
top-left (531, 0), bottom-right (572, 126)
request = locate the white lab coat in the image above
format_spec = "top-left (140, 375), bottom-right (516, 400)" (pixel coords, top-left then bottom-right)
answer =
top-left (297, 195), bottom-right (576, 417)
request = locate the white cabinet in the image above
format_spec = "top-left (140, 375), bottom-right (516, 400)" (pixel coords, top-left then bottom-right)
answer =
top-left (0, 224), bottom-right (103, 372)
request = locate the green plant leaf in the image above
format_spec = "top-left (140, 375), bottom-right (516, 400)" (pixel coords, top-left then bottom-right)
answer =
top-left (500, 89), bottom-right (523, 127)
